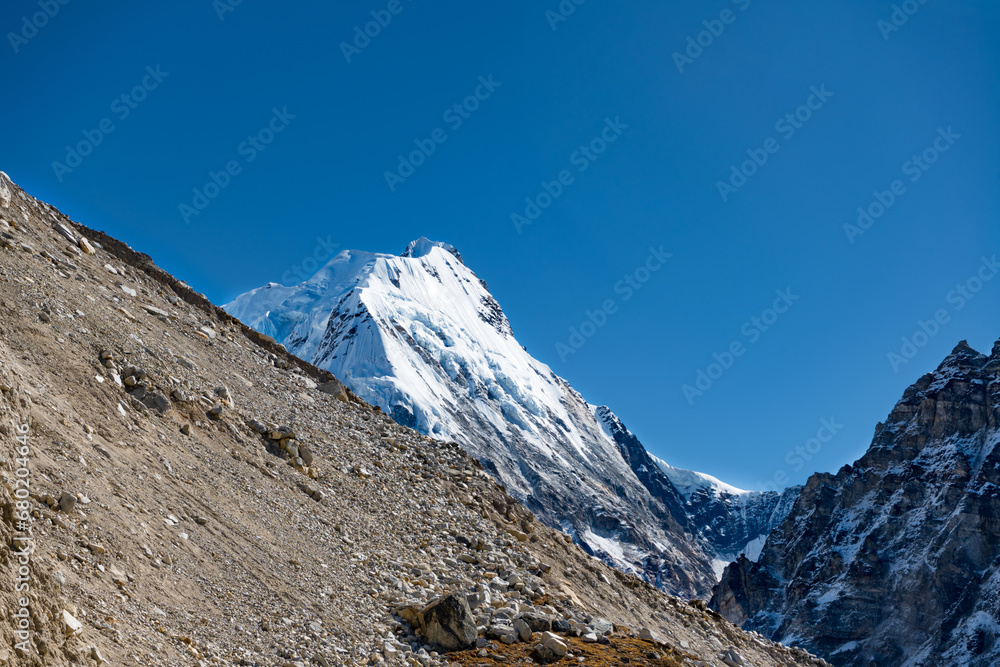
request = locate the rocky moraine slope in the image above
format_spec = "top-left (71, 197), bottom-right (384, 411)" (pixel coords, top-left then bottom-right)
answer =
top-left (0, 172), bottom-right (826, 666)
top-left (226, 238), bottom-right (800, 598)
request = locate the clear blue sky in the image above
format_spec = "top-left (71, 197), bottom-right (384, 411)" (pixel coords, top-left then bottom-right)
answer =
top-left (4, 0), bottom-right (998, 490)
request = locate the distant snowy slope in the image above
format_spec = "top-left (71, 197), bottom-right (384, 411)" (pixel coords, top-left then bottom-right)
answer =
top-left (227, 238), bottom-right (797, 596)
top-left (652, 456), bottom-right (752, 499)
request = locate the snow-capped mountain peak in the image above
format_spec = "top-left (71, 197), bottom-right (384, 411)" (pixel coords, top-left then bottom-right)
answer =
top-left (400, 236), bottom-right (464, 264)
top-left (226, 238), bottom-right (798, 597)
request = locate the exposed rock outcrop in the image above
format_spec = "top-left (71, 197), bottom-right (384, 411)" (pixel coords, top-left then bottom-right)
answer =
top-left (711, 340), bottom-right (1000, 667)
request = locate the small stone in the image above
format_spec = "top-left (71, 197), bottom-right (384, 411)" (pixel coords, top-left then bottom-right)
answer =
top-left (142, 304), bottom-right (169, 318)
top-left (514, 618), bottom-right (533, 642)
top-left (721, 647), bottom-right (745, 667)
top-left (298, 445), bottom-right (314, 466)
top-left (591, 618), bottom-right (613, 635)
top-left (62, 610), bottom-right (83, 637)
top-left (79, 237), bottom-right (96, 254)
top-left (268, 428), bottom-right (296, 441)
top-left (59, 492), bottom-right (77, 513)
top-left (180, 423), bottom-right (191, 436)
top-left (542, 634), bottom-right (567, 657)
top-left (639, 626), bottom-right (663, 643)
top-left (531, 644), bottom-right (555, 662)
top-left (53, 222), bottom-right (76, 243)
top-left (142, 391), bottom-right (171, 414)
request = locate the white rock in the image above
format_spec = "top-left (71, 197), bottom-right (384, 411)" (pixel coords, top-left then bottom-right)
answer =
top-left (62, 610), bottom-right (83, 637)
top-left (53, 222), bottom-right (77, 243)
top-left (639, 627), bottom-right (660, 642)
top-left (542, 635), bottom-right (567, 657)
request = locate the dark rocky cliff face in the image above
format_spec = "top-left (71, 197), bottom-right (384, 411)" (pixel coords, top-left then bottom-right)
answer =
top-left (680, 483), bottom-right (801, 560)
top-left (594, 406), bottom-right (692, 525)
top-left (710, 340), bottom-right (1000, 667)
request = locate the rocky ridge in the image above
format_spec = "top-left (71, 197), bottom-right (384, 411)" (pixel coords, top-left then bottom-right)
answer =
top-left (0, 172), bottom-right (822, 666)
top-left (710, 339), bottom-right (1000, 667)
top-left (594, 407), bottom-right (801, 578)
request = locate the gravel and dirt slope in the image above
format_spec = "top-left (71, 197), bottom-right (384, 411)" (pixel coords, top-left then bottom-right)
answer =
top-left (0, 171), bottom-right (824, 667)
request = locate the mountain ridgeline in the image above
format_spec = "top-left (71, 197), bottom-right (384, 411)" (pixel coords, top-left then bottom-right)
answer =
top-left (710, 340), bottom-right (1000, 667)
top-left (226, 238), bottom-right (797, 598)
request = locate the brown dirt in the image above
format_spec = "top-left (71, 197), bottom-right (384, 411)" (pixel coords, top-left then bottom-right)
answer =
top-left (449, 635), bottom-right (689, 667)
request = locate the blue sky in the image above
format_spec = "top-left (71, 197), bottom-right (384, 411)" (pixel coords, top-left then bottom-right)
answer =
top-left (3, 0), bottom-right (998, 490)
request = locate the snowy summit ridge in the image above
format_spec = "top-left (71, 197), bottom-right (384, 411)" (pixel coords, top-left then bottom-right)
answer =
top-left (400, 237), bottom-right (464, 264)
top-left (227, 238), bottom-right (797, 596)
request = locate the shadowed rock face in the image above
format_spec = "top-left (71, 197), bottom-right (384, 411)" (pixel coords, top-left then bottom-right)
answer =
top-left (710, 340), bottom-right (1000, 667)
